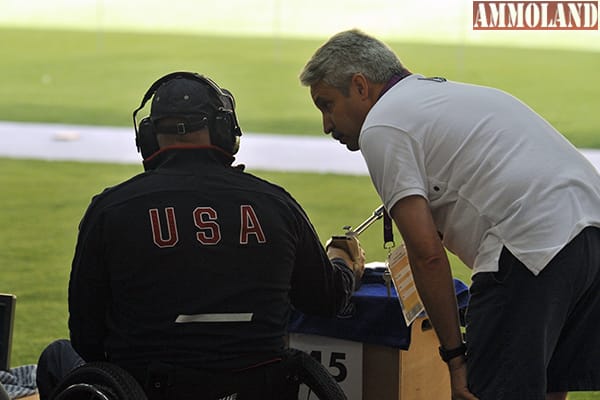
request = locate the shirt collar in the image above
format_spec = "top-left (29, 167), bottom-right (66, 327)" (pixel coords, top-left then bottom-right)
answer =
top-left (377, 68), bottom-right (412, 100)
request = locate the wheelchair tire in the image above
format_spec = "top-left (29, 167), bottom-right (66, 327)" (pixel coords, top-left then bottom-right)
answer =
top-left (292, 350), bottom-right (347, 400)
top-left (50, 362), bottom-right (147, 400)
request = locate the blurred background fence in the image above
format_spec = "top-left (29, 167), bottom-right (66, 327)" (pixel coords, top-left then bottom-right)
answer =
top-left (1, 0), bottom-right (599, 51)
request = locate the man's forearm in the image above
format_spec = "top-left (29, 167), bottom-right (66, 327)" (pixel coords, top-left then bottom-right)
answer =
top-left (389, 196), bottom-right (464, 351)
top-left (410, 255), bottom-right (463, 350)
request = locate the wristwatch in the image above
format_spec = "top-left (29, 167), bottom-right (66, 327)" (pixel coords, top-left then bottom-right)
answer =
top-left (438, 341), bottom-right (467, 362)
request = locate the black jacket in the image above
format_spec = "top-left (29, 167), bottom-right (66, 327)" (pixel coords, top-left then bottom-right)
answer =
top-left (68, 146), bottom-right (354, 370)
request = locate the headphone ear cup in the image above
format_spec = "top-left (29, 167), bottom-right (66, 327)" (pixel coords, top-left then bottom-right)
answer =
top-left (136, 117), bottom-right (160, 159)
top-left (232, 135), bottom-right (241, 155)
top-left (210, 112), bottom-right (239, 155)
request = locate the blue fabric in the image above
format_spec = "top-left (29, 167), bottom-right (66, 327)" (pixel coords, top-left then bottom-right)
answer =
top-left (0, 364), bottom-right (37, 399)
top-left (289, 267), bottom-right (470, 350)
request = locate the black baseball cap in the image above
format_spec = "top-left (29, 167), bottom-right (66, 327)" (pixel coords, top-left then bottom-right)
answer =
top-left (150, 76), bottom-right (217, 121)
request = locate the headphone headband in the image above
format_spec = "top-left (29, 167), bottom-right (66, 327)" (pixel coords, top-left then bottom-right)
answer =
top-left (132, 71), bottom-right (242, 161)
top-left (132, 72), bottom-right (234, 134)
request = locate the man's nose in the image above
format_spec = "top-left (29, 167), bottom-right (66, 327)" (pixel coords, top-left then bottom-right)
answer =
top-left (323, 114), bottom-right (334, 135)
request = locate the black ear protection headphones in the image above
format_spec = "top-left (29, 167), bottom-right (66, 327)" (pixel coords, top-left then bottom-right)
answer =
top-left (132, 71), bottom-right (242, 160)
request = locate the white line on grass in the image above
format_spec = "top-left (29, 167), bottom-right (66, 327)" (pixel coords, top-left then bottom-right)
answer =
top-left (1, 121), bottom-right (598, 176)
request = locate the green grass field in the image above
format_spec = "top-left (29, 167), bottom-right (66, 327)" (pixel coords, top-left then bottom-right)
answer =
top-left (2, 27), bottom-right (599, 399)
top-left (2, 27), bottom-right (600, 146)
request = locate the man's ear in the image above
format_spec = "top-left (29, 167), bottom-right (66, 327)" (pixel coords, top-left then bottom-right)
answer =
top-left (351, 73), bottom-right (370, 99)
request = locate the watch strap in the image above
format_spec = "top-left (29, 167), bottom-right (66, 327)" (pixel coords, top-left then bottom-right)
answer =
top-left (438, 342), bottom-right (467, 362)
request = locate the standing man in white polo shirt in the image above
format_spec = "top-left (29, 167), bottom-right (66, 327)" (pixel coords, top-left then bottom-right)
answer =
top-left (300, 29), bottom-right (600, 400)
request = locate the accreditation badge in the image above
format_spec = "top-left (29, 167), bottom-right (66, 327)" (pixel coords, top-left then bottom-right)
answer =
top-left (386, 244), bottom-right (425, 326)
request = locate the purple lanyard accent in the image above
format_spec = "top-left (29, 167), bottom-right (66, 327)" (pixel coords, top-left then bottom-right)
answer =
top-left (377, 68), bottom-right (412, 100)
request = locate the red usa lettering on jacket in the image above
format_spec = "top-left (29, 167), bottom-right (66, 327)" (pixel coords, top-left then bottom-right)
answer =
top-left (148, 205), bottom-right (266, 248)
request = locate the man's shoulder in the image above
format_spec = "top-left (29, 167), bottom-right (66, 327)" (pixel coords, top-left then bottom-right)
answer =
top-left (85, 172), bottom-right (150, 210)
top-left (237, 169), bottom-right (296, 200)
top-left (235, 169), bottom-right (312, 218)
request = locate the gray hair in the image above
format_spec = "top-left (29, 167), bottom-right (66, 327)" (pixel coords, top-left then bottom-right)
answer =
top-left (299, 29), bottom-right (406, 95)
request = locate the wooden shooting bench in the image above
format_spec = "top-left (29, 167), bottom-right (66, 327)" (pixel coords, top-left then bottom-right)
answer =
top-left (288, 271), bottom-right (469, 400)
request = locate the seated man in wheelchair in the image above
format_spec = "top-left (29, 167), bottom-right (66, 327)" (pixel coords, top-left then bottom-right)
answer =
top-left (36, 72), bottom-right (364, 400)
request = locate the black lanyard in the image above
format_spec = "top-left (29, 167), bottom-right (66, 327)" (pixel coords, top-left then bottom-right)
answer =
top-left (378, 72), bottom-right (411, 250)
top-left (383, 209), bottom-right (395, 250)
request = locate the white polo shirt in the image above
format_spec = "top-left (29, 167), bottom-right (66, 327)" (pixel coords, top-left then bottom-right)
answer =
top-left (359, 74), bottom-right (600, 275)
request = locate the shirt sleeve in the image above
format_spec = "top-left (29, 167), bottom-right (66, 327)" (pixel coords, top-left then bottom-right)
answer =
top-left (287, 200), bottom-right (355, 317)
top-left (68, 199), bottom-right (110, 362)
top-left (360, 125), bottom-right (428, 211)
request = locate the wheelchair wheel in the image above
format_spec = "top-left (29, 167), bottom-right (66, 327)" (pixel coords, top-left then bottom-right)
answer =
top-left (291, 350), bottom-right (347, 400)
top-left (50, 362), bottom-right (147, 400)
top-left (53, 383), bottom-right (112, 400)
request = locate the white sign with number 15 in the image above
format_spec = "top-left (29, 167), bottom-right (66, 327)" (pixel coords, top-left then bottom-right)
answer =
top-left (289, 333), bottom-right (363, 400)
